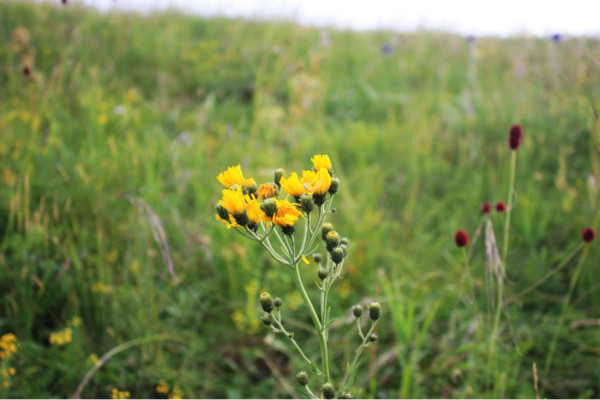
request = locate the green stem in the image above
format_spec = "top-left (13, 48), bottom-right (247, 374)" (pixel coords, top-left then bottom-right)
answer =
top-left (502, 151), bottom-right (518, 261)
top-left (271, 312), bottom-right (319, 372)
top-left (543, 245), bottom-right (590, 378)
top-left (341, 321), bottom-right (377, 391)
top-left (292, 262), bottom-right (330, 382)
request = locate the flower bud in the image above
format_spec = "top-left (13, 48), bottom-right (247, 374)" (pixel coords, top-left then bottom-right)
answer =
top-left (582, 227), bottom-right (596, 243)
top-left (313, 253), bottom-right (322, 263)
top-left (262, 314), bottom-right (272, 326)
top-left (322, 383), bottom-right (335, 399)
top-left (247, 221), bottom-right (258, 232)
top-left (260, 198), bottom-right (278, 218)
top-left (296, 371), bottom-right (309, 386)
top-left (274, 297), bottom-right (282, 309)
top-left (340, 237), bottom-right (349, 246)
top-left (369, 302), bottom-right (380, 321)
top-left (215, 203), bottom-right (229, 220)
top-left (274, 168), bottom-right (285, 187)
top-left (331, 247), bottom-right (344, 264)
top-left (368, 333), bottom-right (378, 342)
top-left (340, 393), bottom-right (353, 399)
top-left (352, 305), bottom-right (363, 318)
top-left (496, 201), bottom-right (506, 213)
top-left (300, 194), bottom-right (314, 213)
top-left (326, 231), bottom-right (340, 252)
top-left (454, 230), bottom-right (469, 248)
top-left (233, 212), bottom-right (248, 227)
top-left (244, 181), bottom-right (258, 196)
top-left (318, 266), bottom-right (328, 281)
top-left (313, 193), bottom-right (327, 206)
top-left (328, 177), bottom-right (340, 195)
top-left (281, 225), bottom-right (295, 236)
top-left (321, 223), bottom-right (334, 240)
top-left (481, 202), bottom-right (491, 214)
top-left (508, 124), bottom-right (523, 150)
top-left (260, 292), bottom-right (274, 313)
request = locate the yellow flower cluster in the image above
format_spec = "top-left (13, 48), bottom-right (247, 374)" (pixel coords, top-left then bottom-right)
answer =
top-left (156, 379), bottom-right (183, 399)
top-left (111, 388), bottom-right (131, 399)
top-left (49, 327), bottom-right (72, 346)
top-left (215, 155), bottom-right (338, 236)
top-left (0, 334), bottom-right (17, 359)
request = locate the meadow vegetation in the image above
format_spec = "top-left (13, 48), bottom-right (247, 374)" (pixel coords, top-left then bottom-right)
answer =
top-left (1, 1), bottom-right (599, 398)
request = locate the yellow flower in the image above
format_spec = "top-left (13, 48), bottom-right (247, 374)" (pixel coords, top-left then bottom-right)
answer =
top-left (257, 183), bottom-right (277, 199)
top-left (311, 154), bottom-right (332, 172)
top-left (156, 379), bottom-right (170, 394)
top-left (49, 327), bottom-right (72, 346)
top-left (302, 255), bottom-right (310, 265)
top-left (301, 168), bottom-right (331, 195)
top-left (111, 388), bottom-right (131, 399)
top-left (272, 199), bottom-right (302, 227)
top-left (245, 195), bottom-right (270, 224)
top-left (0, 333), bottom-right (17, 359)
top-left (217, 165), bottom-right (255, 189)
top-left (219, 188), bottom-right (246, 217)
top-left (169, 386), bottom-right (183, 399)
top-left (8, 368), bottom-right (15, 376)
top-left (279, 172), bottom-right (305, 197)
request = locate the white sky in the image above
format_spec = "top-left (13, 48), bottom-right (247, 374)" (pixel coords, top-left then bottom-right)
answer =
top-left (76, 0), bottom-right (600, 37)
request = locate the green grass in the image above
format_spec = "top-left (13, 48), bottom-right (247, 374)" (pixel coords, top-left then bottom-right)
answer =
top-left (1, 1), bottom-right (599, 398)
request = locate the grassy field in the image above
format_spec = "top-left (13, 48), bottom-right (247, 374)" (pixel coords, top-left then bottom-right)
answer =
top-left (1, 1), bottom-right (600, 398)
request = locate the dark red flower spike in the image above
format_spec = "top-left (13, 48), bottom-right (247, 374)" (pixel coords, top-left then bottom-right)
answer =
top-left (455, 230), bottom-right (469, 247)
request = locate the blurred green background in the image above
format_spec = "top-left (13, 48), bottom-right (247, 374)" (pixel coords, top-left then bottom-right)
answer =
top-left (1, 1), bottom-right (599, 398)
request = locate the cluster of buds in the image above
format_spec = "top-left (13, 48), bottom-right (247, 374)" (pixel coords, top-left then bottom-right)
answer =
top-left (480, 201), bottom-right (507, 214)
top-left (321, 223), bottom-right (349, 265)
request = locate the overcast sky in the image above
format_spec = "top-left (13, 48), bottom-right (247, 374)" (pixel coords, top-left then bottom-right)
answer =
top-left (75, 0), bottom-right (600, 37)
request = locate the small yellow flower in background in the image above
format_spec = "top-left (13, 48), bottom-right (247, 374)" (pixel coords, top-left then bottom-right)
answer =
top-left (129, 260), bottom-right (140, 273)
top-left (97, 114), bottom-right (108, 125)
top-left (287, 292), bottom-right (302, 311)
top-left (70, 316), bottom-right (82, 327)
top-left (156, 379), bottom-right (169, 394)
top-left (91, 282), bottom-right (112, 294)
top-left (2, 169), bottom-right (16, 187)
top-left (107, 249), bottom-right (118, 263)
top-left (169, 386), bottom-right (183, 399)
top-left (88, 353), bottom-right (99, 366)
top-left (311, 154), bottom-right (332, 172)
top-left (257, 183), bottom-right (277, 199)
top-left (272, 199), bottom-right (302, 227)
top-left (49, 327), bottom-right (72, 346)
top-left (217, 165), bottom-right (255, 189)
top-left (111, 388), bottom-right (131, 399)
top-left (337, 280), bottom-right (352, 299)
top-left (0, 333), bottom-right (17, 359)
top-left (8, 368), bottom-right (15, 376)
top-left (232, 310), bottom-right (245, 332)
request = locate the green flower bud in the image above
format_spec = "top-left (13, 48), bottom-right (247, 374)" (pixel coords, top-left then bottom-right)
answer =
top-left (340, 244), bottom-right (348, 258)
top-left (233, 211), bottom-right (248, 227)
top-left (244, 181), bottom-right (258, 196)
top-left (215, 203), bottom-right (229, 220)
top-left (331, 247), bottom-right (344, 264)
top-left (281, 225), bottom-right (295, 236)
top-left (369, 302), bottom-right (380, 321)
top-left (274, 168), bottom-right (285, 187)
top-left (274, 297), bottom-right (282, 309)
top-left (247, 221), bottom-right (258, 232)
top-left (260, 293), bottom-right (274, 313)
top-left (296, 371), bottom-right (309, 386)
top-left (368, 333), bottom-right (378, 343)
top-left (340, 393), bottom-right (353, 399)
top-left (322, 383), bottom-right (335, 399)
top-left (318, 266), bottom-right (328, 281)
top-left (300, 194), bottom-right (314, 213)
top-left (262, 314), bottom-right (272, 326)
top-left (328, 177), bottom-right (340, 195)
top-left (326, 231), bottom-right (340, 252)
top-left (260, 198), bottom-right (278, 218)
top-left (313, 253), bottom-right (322, 263)
top-left (313, 193), bottom-right (327, 206)
top-left (340, 237), bottom-right (350, 246)
top-left (352, 305), bottom-right (363, 318)
top-left (321, 223), bottom-right (334, 240)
